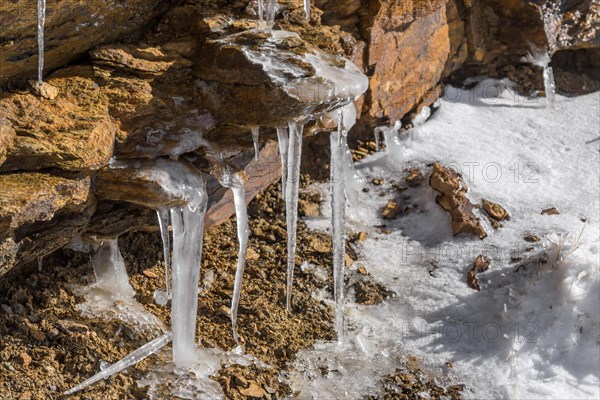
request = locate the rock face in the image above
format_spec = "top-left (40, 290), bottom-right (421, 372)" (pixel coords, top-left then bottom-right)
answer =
top-left (0, 0), bottom-right (168, 86)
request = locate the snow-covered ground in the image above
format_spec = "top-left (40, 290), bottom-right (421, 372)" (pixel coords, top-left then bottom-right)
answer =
top-left (289, 85), bottom-right (600, 399)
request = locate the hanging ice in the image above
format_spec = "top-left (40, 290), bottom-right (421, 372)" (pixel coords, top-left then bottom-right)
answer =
top-left (64, 332), bottom-right (172, 395)
top-left (37, 0), bottom-right (46, 85)
top-left (170, 173), bottom-right (208, 369)
top-left (304, 0), bottom-right (311, 21)
top-left (285, 122), bottom-right (304, 311)
top-left (91, 239), bottom-right (135, 300)
top-left (216, 168), bottom-right (249, 344)
top-left (250, 126), bottom-right (260, 161)
top-left (258, 0), bottom-right (264, 20)
top-left (330, 110), bottom-right (348, 341)
top-left (521, 45), bottom-right (555, 108)
top-left (37, 256), bottom-right (43, 272)
top-left (276, 127), bottom-right (289, 201)
top-left (264, 0), bottom-right (279, 27)
top-left (154, 208), bottom-right (171, 306)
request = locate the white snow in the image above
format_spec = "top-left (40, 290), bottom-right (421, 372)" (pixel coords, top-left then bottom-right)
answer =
top-left (290, 88), bottom-right (600, 399)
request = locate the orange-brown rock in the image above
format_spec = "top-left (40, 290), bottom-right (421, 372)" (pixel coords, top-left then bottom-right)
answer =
top-left (0, 172), bottom-right (94, 275)
top-left (467, 254), bottom-right (491, 291)
top-left (430, 163), bottom-right (487, 239)
top-left (0, 75), bottom-right (116, 172)
top-left (481, 199), bottom-right (509, 221)
top-left (0, 0), bottom-right (168, 86)
top-left (0, 118), bottom-right (15, 166)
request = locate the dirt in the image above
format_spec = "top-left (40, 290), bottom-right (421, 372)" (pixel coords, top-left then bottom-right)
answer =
top-left (0, 173), bottom-right (463, 399)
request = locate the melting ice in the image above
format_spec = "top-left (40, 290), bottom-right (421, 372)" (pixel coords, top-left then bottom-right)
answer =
top-left (37, 0), bottom-right (46, 85)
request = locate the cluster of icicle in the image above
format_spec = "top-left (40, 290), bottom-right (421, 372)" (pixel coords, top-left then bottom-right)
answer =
top-left (64, 5), bottom-right (363, 397)
top-left (256, 0), bottom-right (310, 25)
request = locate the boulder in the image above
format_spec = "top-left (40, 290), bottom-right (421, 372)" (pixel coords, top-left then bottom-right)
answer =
top-left (193, 29), bottom-right (368, 127)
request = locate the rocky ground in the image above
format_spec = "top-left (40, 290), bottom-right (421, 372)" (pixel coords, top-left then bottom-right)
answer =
top-left (0, 167), bottom-right (465, 399)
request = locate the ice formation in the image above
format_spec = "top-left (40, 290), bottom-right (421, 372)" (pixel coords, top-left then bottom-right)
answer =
top-left (250, 126), bottom-right (260, 161)
top-left (91, 239), bottom-right (135, 299)
top-left (330, 111), bottom-right (348, 340)
top-left (276, 127), bottom-right (289, 200)
top-left (257, 0), bottom-right (264, 20)
top-left (169, 173), bottom-right (208, 368)
top-left (304, 0), bottom-right (311, 21)
top-left (37, 256), bottom-right (43, 272)
top-left (37, 0), bottom-right (46, 85)
top-left (215, 166), bottom-right (249, 344)
top-left (64, 332), bottom-right (173, 395)
top-left (155, 208), bottom-right (171, 306)
top-left (264, 0), bottom-right (279, 26)
top-left (521, 46), bottom-right (556, 107)
top-left (285, 122), bottom-right (305, 311)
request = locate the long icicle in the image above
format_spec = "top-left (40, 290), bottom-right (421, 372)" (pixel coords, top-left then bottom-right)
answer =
top-left (250, 126), bottom-right (260, 161)
top-left (331, 109), bottom-right (347, 342)
top-left (154, 208), bottom-right (171, 306)
top-left (170, 174), bottom-right (208, 369)
top-left (258, 0), bottom-right (264, 20)
top-left (37, 0), bottom-right (46, 85)
top-left (276, 127), bottom-right (289, 201)
top-left (230, 184), bottom-right (248, 344)
top-left (64, 332), bottom-right (172, 395)
top-left (214, 165), bottom-right (248, 344)
top-left (304, 0), bottom-right (310, 21)
top-left (285, 122), bottom-right (304, 311)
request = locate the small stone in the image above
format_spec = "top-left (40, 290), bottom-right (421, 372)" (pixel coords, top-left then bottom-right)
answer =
top-left (246, 247), bottom-right (260, 261)
top-left (541, 207), bottom-right (560, 215)
top-left (482, 199), bottom-right (509, 221)
top-left (16, 352), bottom-right (32, 368)
top-left (217, 305), bottom-right (231, 318)
top-left (344, 253), bottom-right (354, 267)
top-left (19, 391), bottom-right (32, 400)
top-left (47, 328), bottom-right (60, 340)
top-left (405, 168), bottom-right (423, 187)
top-left (357, 232), bottom-right (368, 241)
top-left (524, 234), bottom-right (540, 242)
top-left (357, 265), bottom-right (368, 275)
top-left (466, 255), bottom-right (492, 291)
top-left (29, 80), bottom-right (59, 100)
top-left (382, 200), bottom-right (402, 219)
top-left (239, 381), bottom-right (266, 398)
top-left (232, 375), bottom-right (249, 388)
top-left (13, 303), bottom-right (27, 316)
top-left (142, 269), bottom-right (158, 279)
top-left (1, 304), bottom-right (13, 314)
top-left (310, 238), bottom-right (331, 253)
top-left (371, 178), bottom-right (384, 186)
top-left (30, 327), bottom-right (46, 342)
top-left (298, 199), bottom-right (320, 217)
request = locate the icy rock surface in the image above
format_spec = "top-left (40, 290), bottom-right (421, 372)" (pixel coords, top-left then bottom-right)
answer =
top-left (193, 30), bottom-right (368, 126)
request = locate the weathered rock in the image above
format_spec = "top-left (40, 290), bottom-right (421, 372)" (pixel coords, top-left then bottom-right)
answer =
top-left (430, 163), bottom-right (487, 239)
top-left (361, 0), bottom-right (452, 124)
top-left (0, 0), bottom-right (168, 86)
top-left (0, 75), bottom-right (116, 172)
top-left (193, 29), bottom-right (368, 126)
top-left (0, 172), bottom-right (94, 275)
top-left (466, 254), bottom-right (491, 291)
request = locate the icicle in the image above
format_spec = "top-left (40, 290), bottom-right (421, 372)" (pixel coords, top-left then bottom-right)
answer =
top-left (250, 126), bottom-right (260, 161)
top-left (304, 0), bottom-right (311, 21)
top-left (285, 122), bottom-right (304, 311)
top-left (37, 256), bottom-right (43, 272)
top-left (64, 332), bottom-right (172, 395)
top-left (276, 127), bottom-right (289, 201)
top-left (170, 174), bottom-right (208, 369)
top-left (374, 129), bottom-right (381, 152)
top-left (264, 0), bottom-right (279, 27)
top-left (543, 66), bottom-right (556, 107)
top-left (521, 45), bottom-right (555, 108)
top-left (258, 0), bottom-right (264, 20)
top-left (216, 170), bottom-right (248, 344)
top-left (37, 0), bottom-right (46, 85)
top-left (330, 110), bottom-right (347, 342)
top-left (154, 208), bottom-right (171, 306)
top-left (92, 239), bottom-right (134, 299)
